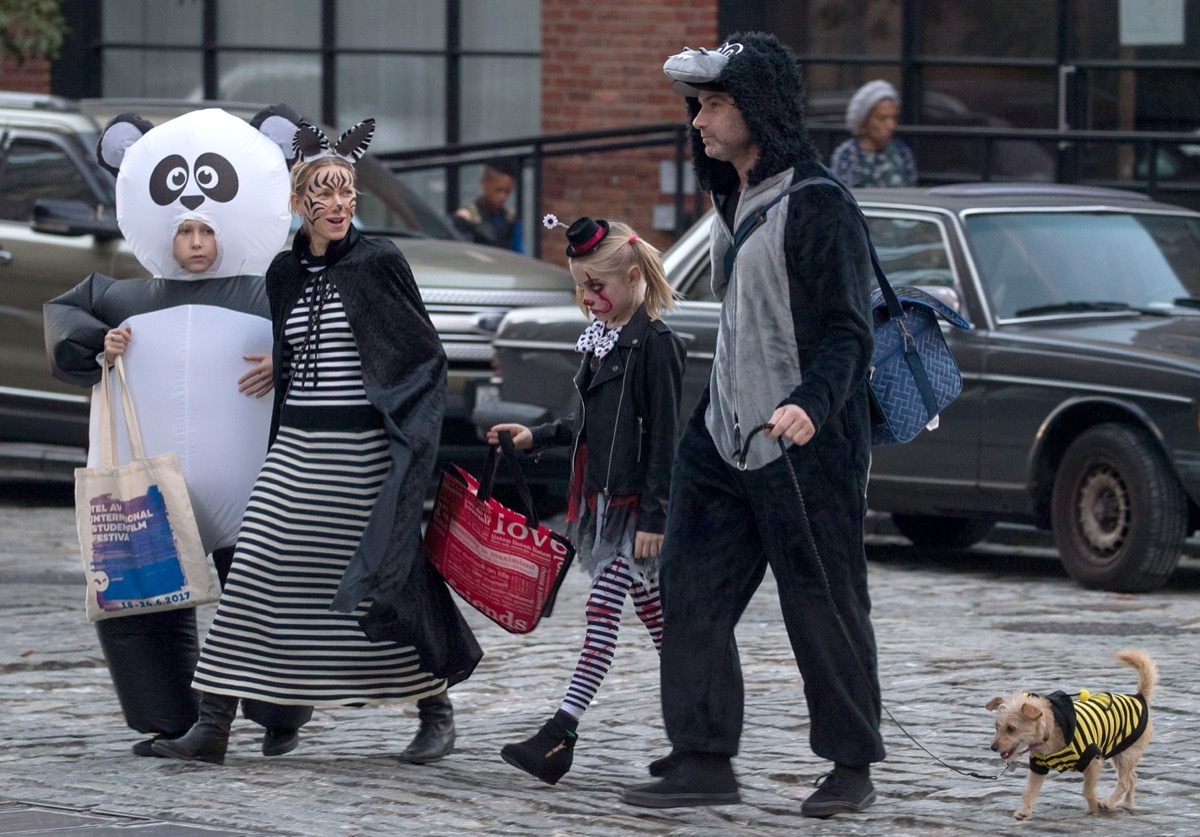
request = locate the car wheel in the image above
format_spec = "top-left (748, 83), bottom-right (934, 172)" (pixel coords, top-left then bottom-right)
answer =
top-left (891, 514), bottom-right (995, 549)
top-left (1051, 423), bottom-right (1187, 593)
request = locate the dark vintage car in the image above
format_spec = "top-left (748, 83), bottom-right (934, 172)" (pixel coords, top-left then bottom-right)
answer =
top-left (476, 183), bottom-right (1200, 593)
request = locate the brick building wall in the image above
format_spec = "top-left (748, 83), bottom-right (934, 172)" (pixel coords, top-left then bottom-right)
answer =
top-left (539, 0), bottom-right (717, 265)
top-left (0, 56), bottom-right (51, 93)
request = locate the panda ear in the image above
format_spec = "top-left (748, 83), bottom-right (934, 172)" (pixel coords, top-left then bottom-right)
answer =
top-left (333, 118), bottom-right (374, 163)
top-left (96, 113), bottom-right (155, 176)
top-left (251, 103), bottom-right (304, 169)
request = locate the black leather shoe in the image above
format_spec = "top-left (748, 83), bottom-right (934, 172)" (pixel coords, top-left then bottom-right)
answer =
top-left (397, 692), bottom-right (455, 764)
top-left (500, 714), bottom-right (577, 785)
top-left (262, 727), bottom-right (299, 757)
top-left (132, 731), bottom-right (185, 758)
top-left (622, 753), bottom-right (741, 808)
top-left (801, 764), bottom-right (876, 818)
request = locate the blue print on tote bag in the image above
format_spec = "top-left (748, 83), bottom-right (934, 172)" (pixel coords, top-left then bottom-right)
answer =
top-left (88, 484), bottom-right (186, 610)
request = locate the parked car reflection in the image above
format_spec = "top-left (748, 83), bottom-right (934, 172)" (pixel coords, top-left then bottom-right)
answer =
top-left (477, 183), bottom-right (1200, 593)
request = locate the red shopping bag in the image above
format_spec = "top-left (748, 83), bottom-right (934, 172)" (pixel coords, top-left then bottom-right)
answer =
top-left (424, 432), bottom-right (574, 634)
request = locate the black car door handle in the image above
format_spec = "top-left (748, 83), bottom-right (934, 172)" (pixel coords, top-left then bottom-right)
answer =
top-left (0, 247), bottom-right (11, 265)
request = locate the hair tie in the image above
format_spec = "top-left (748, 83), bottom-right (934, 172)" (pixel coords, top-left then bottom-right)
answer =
top-left (628, 234), bottom-right (638, 245)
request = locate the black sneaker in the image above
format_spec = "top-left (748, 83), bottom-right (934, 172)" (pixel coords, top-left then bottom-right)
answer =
top-left (622, 753), bottom-right (740, 808)
top-left (800, 765), bottom-right (876, 818)
top-left (262, 726), bottom-right (299, 757)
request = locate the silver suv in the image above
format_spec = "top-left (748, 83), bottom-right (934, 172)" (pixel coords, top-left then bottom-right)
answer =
top-left (0, 92), bottom-right (573, 480)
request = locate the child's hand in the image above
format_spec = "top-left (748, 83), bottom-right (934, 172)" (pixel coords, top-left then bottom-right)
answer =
top-left (634, 531), bottom-right (664, 560)
top-left (487, 423), bottom-right (532, 450)
top-left (103, 326), bottom-right (132, 364)
top-left (238, 354), bottom-right (273, 398)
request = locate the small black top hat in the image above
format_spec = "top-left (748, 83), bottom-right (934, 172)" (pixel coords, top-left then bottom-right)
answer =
top-left (565, 217), bottom-right (609, 257)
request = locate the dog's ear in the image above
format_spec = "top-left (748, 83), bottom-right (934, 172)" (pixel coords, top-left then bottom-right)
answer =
top-left (985, 696), bottom-right (1004, 711)
top-left (1020, 702), bottom-right (1042, 720)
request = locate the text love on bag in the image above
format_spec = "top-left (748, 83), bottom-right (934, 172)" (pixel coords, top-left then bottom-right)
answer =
top-left (424, 431), bottom-right (574, 634)
top-left (74, 356), bottom-right (219, 621)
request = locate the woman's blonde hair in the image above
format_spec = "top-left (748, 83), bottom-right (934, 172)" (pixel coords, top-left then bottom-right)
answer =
top-left (568, 220), bottom-right (675, 320)
top-left (288, 156), bottom-right (356, 233)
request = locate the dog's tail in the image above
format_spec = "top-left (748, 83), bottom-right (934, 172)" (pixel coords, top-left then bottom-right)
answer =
top-left (1117, 649), bottom-right (1158, 703)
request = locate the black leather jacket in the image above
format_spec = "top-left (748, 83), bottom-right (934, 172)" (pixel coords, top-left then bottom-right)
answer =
top-left (529, 304), bottom-right (686, 534)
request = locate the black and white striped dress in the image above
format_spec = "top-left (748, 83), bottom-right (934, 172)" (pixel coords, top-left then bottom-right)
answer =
top-left (191, 270), bottom-right (445, 706)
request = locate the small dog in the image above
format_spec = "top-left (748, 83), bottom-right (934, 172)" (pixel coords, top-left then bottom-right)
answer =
top-left (986, 649), bottom-right (1156, 820)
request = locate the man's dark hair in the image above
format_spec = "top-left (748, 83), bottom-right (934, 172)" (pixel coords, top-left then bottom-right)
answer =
top-left (484, 157), bottom-right (520, 180)
top-left (683, 31), bottom-right (818, 193)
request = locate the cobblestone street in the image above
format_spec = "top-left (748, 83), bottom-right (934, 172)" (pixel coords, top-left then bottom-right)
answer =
top-left (3, 486), bottom-right (1200, 835)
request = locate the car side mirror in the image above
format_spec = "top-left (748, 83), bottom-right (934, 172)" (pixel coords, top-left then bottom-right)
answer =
top-left (917, 284), bottom-right (963, 315)
top-left (31, 199), bottom-right (122, 241)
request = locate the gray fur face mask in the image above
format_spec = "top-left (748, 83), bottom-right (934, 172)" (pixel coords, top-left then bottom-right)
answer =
top-left (662, 41), bottom-right (744, 96)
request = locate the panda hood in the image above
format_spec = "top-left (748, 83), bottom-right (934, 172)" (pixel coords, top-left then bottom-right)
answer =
top-left (665, 31), bottom-right (819, 194)
top-left (101, 108), bottom-right (292, 280)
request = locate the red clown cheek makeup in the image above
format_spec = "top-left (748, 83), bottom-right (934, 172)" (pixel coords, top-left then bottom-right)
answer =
top-left (584, 285), bottom-right (613, 315)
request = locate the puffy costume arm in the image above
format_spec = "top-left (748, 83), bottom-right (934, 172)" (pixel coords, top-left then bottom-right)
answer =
top-left (43, 273), bottom-right (120, 387)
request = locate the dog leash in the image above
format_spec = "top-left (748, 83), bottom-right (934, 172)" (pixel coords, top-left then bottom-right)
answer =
top-left (736, 423), bottom-right (1006, 781)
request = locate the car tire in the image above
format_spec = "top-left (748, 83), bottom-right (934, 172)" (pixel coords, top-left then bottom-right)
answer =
top-left (891, 514), bottom-right (995, 549)
top-left (1051, 422), bottom-right (1187, 593)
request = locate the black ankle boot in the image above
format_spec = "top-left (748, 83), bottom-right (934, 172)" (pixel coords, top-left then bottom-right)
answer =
top-left (397, 691), bottom-right (455, 764)
top-left (151, 692), bottom-right (239, 765)
top-left (499, 710), bottom-right (578, 785)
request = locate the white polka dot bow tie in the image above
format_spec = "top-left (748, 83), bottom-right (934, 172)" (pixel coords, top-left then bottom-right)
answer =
top-left (575, 319), bottom-right (623, 359)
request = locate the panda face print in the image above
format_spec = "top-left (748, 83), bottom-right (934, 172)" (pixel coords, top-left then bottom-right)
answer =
top-left (110, 108), bottom-right (291, 279)
top-left (149, 152), bottom-right (239, 209)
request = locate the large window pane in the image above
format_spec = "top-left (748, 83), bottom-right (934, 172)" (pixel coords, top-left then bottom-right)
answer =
top-left (1073, 0), bottom-right (1200, 59)
top-left (460, 56), bottom-right (539, 144)
top-left (219, 0), bottom-right (320, 47)
top-left (461, 0), bottom-right (540, 51)
top-left (213, 52), bottom-right (322, 117)
top-left (337, 56), bottom-right (445, 152)
top-left (337, 0), bottom-right (444, 50)
top-left (102, 0), bottom-right (201, 45)
top-left (102, 50), bottom-right (203, 98)
top-left (921, 0), bottom-right (1055, 58)
top-left (924, 66), bottom-right (1056, 128)
top-left (781, 0), bottom-right (901, 56)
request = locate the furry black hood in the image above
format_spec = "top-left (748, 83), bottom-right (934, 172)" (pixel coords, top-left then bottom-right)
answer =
top-left (668, 32), bottom-right (819, 194)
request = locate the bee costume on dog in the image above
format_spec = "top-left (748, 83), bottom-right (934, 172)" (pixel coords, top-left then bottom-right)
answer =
top-left (1029, 690), bottom-right (1150, 774)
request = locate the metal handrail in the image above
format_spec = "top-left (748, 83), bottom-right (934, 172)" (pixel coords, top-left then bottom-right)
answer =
top-left (375, 123), bottom-right (1200, 256)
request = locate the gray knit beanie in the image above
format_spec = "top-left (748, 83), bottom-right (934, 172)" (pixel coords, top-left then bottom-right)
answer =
top-left (846, 79), bottom-right (899, 133)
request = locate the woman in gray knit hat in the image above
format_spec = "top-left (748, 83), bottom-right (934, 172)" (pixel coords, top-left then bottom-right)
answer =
top-left (830, 79), bottom-right (917, 188)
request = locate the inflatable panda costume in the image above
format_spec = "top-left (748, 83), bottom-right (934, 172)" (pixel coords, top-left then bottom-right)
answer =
top-left (44, 106), bottom-right (313, 757)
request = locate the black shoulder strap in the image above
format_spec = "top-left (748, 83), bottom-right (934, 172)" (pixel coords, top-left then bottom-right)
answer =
top-left (720, 173), bottom-right (904, 322)
top-left (722, 176), bottom-right (831, 283)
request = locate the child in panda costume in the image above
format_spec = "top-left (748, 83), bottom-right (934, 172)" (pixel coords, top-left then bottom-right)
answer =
top-left (44, 105), bottom-right (314, 758)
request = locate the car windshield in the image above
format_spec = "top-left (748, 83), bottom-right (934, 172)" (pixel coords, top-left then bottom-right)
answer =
top-left (965, 211), bottom-right (1200, 319)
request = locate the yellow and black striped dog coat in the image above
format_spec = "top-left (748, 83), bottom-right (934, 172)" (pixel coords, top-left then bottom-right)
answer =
top-left (1028, 689), bottom-right (1149, 775)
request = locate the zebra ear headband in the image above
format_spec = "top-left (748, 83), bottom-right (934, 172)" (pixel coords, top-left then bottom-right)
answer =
top-left (292, 118), bottom-right (375, 165)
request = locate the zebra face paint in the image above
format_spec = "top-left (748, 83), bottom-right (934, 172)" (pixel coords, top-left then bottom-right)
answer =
top-left (300, 165), bottom-right (357, 252)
